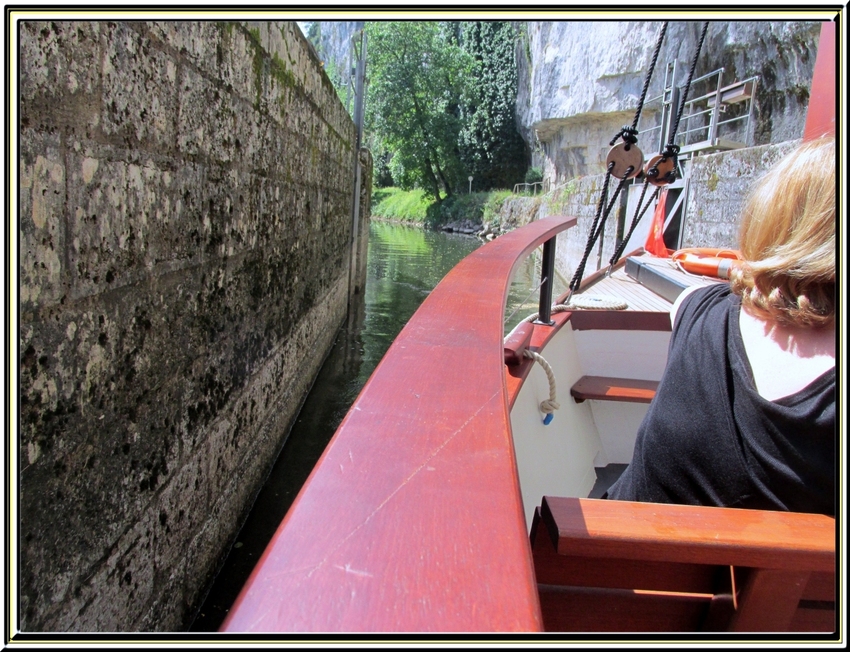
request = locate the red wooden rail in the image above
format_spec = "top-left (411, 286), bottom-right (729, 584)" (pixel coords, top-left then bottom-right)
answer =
top-left (803, 21), bottom-right (835, 142)
top-left (221, 215), bottom-right (576, 632)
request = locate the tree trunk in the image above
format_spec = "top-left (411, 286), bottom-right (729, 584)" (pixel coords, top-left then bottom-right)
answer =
top-left (434, 158), bottom-right (452, 198)
top-left (423, 156), bottom-right (442, 202)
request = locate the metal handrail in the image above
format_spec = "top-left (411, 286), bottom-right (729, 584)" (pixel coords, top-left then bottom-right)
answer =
top-left (636, 68), bottom-right (758, 155)
top-left (513, 180), bottom-right (548, 195)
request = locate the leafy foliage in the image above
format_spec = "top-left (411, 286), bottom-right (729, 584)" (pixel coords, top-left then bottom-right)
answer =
top-left (524, 167), bottom-right (543, 184)
top-left (365, 21), bottom-right (528, 200)
top-left (366, 22), bottom-right (471, 202)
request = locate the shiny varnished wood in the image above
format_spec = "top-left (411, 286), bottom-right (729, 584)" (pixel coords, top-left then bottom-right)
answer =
top-left (542, 497), bottom-right (834, 571)
top-left (570, 375), bottom-right (658, 404)
top-left (221, 215), bottom-right (576, 632)
top-left (803, 21), bottom-right (835, 141)
top-left (534, 497), bottom-right (835, 632)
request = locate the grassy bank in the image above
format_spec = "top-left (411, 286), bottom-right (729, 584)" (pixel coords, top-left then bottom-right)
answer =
top-left (371, 187), bottom-right (518, 230)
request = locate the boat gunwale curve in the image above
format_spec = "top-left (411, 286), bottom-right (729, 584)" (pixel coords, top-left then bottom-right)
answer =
top-left (221, 215), bottom-right (578, 633)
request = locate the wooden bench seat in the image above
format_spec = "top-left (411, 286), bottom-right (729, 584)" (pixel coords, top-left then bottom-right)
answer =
top-left (531, 496), bottom-right (835, 632)
top-left (570, 375), bottom-right (659, 404)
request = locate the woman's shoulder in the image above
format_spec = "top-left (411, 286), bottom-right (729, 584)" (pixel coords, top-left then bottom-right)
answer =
top-left (671, 282), bottom-right (733, 328)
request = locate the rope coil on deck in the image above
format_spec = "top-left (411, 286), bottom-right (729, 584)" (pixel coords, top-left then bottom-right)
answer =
top-left (522, 295), bottom-right (628, 323)
top-left (523, 349), bottom-right (560, 424)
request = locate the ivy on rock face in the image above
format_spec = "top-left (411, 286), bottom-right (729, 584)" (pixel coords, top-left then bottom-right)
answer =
top-left (458, 22), bottom-right (529, 192)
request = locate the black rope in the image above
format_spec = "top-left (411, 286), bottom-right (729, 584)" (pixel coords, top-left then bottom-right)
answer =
top-left (632, 22), bottom-right (668, 132)
top-left (570, 169), bottom-right (634, 292)
top-left (609, 24), bottom-right (708, 266)
top-left (610, 125), bottom-right (638, 148)
top-left (647, 21), bottom-right (709, 181)
top-left (610, 22), bottom-right (668, 148)
top-left (570, 164), bottom-right (615, 292)
top-left (668, 21), bottom-right (709, 145)
top-left (645, 22), bottom-right (710, 185)
top-left (600, 174), bottom-right (633, 232)
top-left (572, 22), bottom-right (671, 291)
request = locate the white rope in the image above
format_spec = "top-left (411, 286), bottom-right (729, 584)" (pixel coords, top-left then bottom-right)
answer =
top-left (523, 349), bottom-right (560, 416)
top-left (522, 294), bottom-right (628, 323)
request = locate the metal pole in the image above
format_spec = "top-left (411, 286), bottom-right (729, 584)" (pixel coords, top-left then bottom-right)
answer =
top-left (347, 30), bottom-right (367, 310)
top-left (534, 237), bottom-right (556, 326)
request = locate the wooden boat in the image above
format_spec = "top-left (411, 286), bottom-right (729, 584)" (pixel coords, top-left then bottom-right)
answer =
top-left (219, 23), bottom-right (837, 635)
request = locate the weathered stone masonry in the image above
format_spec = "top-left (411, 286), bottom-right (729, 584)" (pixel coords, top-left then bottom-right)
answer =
top-left (18, 21), bottom-right (358, 631)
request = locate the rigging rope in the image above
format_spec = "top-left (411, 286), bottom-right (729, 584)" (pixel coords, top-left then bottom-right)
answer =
top-left (613, 21), bottom-right (710, 266)
top-left (646, 21), bottom-right (710, 184)
top-left (609, 184), bottom-right (661, 267)
top-left (569, 22), bottom-right (669, 293)
top-left (568, 162), bottom-right (615, 294)
top-left (631, 21), bottom-right (668, 133)
top-left (668, 21), bottom-right (709, 147)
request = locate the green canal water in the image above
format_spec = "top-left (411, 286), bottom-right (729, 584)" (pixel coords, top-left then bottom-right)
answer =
top-left (191, 220), bottom-right (562, 630)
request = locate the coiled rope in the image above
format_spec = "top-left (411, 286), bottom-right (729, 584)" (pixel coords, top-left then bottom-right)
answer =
top-left (522, 294), bottom-right (628, 323)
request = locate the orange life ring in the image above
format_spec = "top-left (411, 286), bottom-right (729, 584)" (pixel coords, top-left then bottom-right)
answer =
top-left (672, 247), bottom-right (744, 280)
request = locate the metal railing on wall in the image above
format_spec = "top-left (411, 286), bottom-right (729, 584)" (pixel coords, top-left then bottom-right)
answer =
top-left (513, 179), bottom-right (550, 195)
top-left (638, 64), bottom-right (758, 157)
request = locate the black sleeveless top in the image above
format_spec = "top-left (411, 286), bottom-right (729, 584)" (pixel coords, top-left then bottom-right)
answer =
top-left (606, 283), bottom-right (835, 515)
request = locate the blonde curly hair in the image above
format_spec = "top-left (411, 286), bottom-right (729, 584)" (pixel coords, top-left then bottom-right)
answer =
top-left (731, 137), bottom-right (836, 328)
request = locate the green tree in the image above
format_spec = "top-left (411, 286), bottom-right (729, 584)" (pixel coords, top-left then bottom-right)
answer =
top-left (365, 22), bottom-right (471, 201)
top-left (458, 22), bottom-right (528, 191)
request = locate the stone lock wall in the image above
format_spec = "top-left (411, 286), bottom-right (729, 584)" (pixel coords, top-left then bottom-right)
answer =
top-left (680, 140), bottom-right (798, 248)
top-left (18, 21), bottom-right (357, 631)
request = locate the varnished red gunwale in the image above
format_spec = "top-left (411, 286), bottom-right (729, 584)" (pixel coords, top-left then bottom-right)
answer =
top-left (803, 22), bottom-right (835, 141)
top-left (221, 215), bottom-right (577, 632)
top-left (542, 497), bottom-right (835, 572)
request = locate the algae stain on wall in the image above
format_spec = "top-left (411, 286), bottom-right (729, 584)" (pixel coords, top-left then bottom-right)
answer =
top-left (18, 19), bottom-right (358, 632)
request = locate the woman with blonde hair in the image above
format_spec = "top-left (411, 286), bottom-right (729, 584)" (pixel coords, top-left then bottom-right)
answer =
top-left (607, 136), bottom-right (836, 515)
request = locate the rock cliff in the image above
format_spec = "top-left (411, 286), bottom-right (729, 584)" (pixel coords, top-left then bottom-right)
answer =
top-left (515, 20), bottom-right (821, 182)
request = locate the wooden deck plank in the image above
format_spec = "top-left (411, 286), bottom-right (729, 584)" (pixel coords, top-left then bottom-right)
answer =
top-left (574, 253), bottom-right (721, 315)
top-left (579, 267), bottom-right (671, 312)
